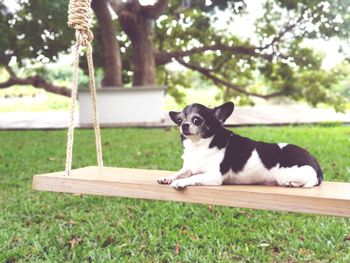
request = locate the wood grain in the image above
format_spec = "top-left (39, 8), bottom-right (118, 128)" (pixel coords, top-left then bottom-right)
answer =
top-left (32, 166), bottom-right (350, 217)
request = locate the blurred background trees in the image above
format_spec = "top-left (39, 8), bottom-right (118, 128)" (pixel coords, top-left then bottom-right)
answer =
top-left (0, 0), bottom-right (349, 111)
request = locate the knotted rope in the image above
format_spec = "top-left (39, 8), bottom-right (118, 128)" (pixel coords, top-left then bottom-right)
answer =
top-left (65, 0), bottom-right (103, 176)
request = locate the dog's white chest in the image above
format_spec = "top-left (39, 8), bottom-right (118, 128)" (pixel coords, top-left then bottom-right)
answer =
top-left (182, 137), bottom-right (224, 173)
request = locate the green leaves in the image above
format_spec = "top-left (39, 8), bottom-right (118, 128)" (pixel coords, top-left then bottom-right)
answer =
top-left (293, 69), bottom-right (348, 112)
top-left (0, 0), bottom-right (73, 65)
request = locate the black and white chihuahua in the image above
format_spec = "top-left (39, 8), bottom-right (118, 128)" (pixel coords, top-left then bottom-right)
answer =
top-left (157, 102), bottom-right (323, 189)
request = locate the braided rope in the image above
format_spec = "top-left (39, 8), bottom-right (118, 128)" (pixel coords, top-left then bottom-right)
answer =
top-left (65, 0), bottom-right (103, 176)
top-left (86, 41), bottom-right (104, 169)
top-left (64, 42), bottom-right (80, 176)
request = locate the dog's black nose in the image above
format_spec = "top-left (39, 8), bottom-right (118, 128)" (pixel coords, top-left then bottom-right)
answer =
top-left (181, 123), bottom-right (190, 130)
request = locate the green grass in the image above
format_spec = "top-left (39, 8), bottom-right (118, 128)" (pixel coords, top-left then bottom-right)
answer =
top-left (1, 126), bottom-right (350, 262)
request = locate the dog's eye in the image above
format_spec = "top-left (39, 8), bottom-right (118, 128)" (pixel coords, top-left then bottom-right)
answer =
top-left (176, 118), bottom-right (183, 125)
top-left (192, 116), bottom-right (203, 126)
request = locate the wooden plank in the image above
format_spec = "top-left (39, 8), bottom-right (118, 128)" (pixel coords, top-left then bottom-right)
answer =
top-left (32, 166), bottom-right (350, 217)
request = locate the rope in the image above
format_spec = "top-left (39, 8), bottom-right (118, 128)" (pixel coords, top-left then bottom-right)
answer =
top-left (65, 0), bottom-right (103, 176)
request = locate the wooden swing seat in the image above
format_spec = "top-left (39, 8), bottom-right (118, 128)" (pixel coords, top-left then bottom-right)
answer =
top-left (32, 166), bottom-right (350, 217)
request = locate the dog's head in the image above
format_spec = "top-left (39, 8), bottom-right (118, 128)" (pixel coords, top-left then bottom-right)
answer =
top-left (169, 102), bottom-right (234, 141)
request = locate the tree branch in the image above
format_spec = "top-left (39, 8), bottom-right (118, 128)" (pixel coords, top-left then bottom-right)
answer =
top-left (155, 44), bottom-right (273, 65)
top-left (262, 8), bottom-right (307, 49)
top-left (141, 0), bottom-right (168, 19)
top-left (1, 66), bottom-right (71, 97)
top-left (176, 58), bottom-right (284, 99)
top-left (0, 79), bottom-right (15, 89)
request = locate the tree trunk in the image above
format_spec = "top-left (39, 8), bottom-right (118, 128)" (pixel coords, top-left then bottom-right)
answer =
top-left (109, 0), bottom-right (169, 86)
top-left (91, 0), bottom-right (123, 87)
top-left (120, 17), bottom-right (156, 86)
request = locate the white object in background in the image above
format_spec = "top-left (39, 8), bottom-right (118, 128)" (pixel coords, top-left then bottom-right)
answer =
top-left (78, 86), bottom-right (166, 126)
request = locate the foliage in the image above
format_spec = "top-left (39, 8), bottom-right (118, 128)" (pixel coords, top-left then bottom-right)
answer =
top-left (0, 0), bottom-right (73, 65)
top-left (0, 126), bottom-right (350, 261)
top-left (151, 0), bottom-right (350, 110)
top-left (333, 61), bottom-right (350, 99)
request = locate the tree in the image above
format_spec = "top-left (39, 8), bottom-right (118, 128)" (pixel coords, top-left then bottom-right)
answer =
top-left (0, 0), bottom-right (349, 111)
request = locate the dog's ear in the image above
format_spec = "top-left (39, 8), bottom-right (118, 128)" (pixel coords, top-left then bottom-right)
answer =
top-left (211, 102), bottom-right (234, 124)
top-left (169, 111), bottom-right (181, 124)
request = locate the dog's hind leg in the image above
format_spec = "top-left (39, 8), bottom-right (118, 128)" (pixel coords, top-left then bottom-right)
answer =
top-left (273, 165), bottom-right (319, 188)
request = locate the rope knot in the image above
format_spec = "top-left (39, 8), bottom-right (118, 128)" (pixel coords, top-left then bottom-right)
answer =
top-left (68, 0), bottom-right (94, 45)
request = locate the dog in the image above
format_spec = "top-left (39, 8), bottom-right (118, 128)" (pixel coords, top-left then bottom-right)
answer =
top-left (157, 102), bottom-right (323, 189)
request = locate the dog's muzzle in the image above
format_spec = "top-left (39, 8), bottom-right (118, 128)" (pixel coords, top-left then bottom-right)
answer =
top-left (181, 122), bottom-right (191, 136)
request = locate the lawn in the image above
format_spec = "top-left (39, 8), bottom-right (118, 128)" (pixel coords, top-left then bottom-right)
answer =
top-left (1, 126), bottom-right (350, 262)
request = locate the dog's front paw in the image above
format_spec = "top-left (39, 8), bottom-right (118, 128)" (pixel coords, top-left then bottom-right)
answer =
top-left (157, 177), bottom-right (173, 184)
top-left (170, 180), bottom-right (188, 190)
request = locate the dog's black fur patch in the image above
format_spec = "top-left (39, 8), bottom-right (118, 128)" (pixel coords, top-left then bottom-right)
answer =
top-left (212, 128), bottom-right (323, 185)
